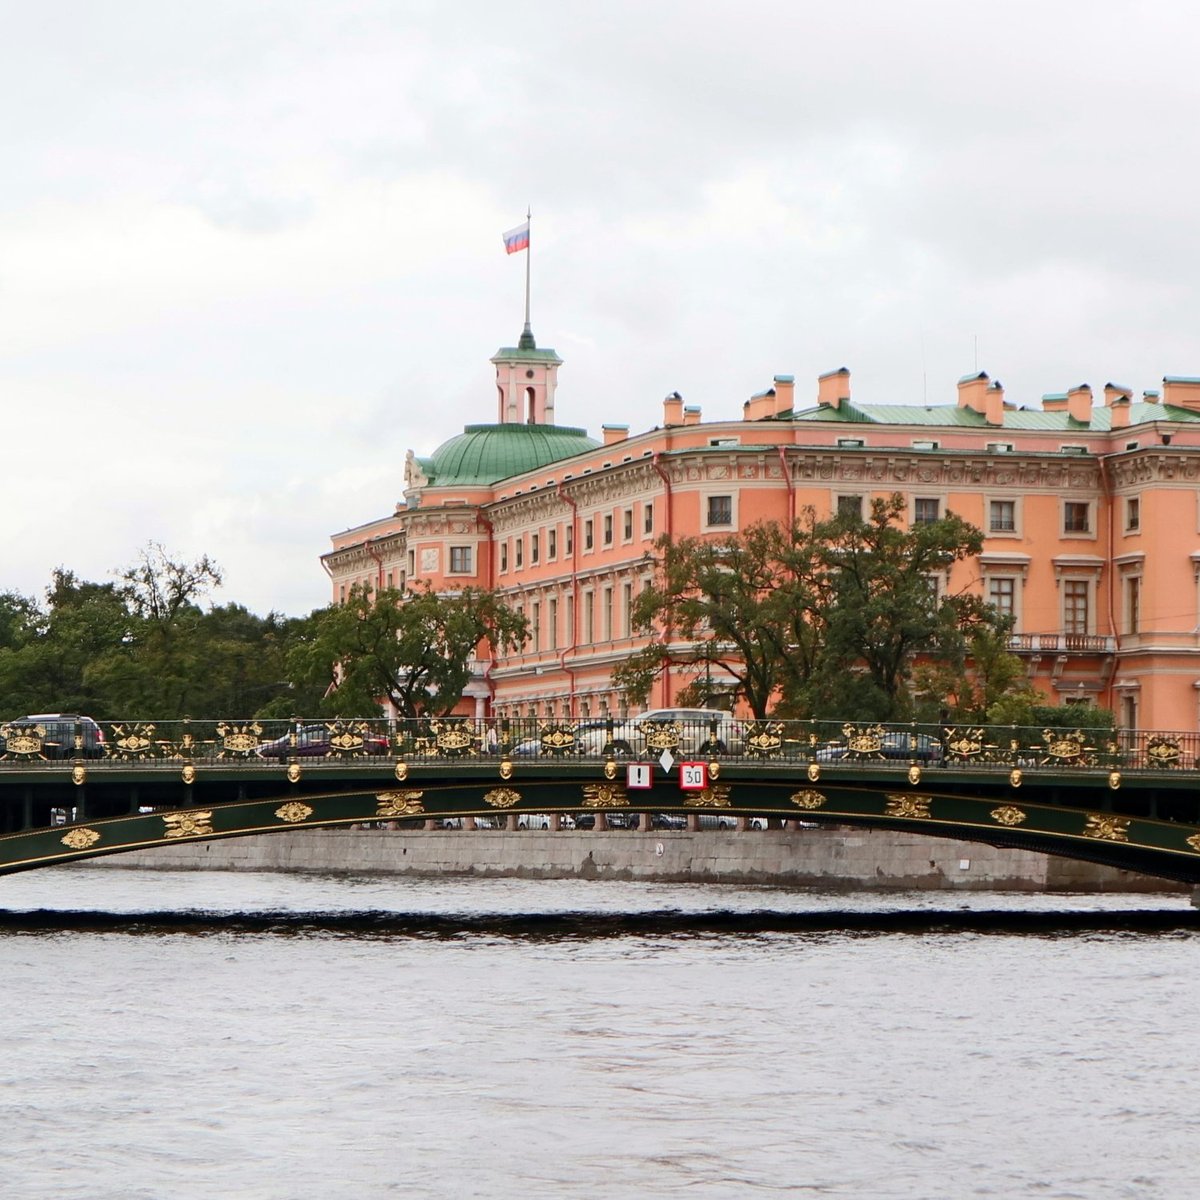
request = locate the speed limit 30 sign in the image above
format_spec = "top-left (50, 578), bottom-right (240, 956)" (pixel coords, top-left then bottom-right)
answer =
top-left (679, 762), bottom-right (709, 790)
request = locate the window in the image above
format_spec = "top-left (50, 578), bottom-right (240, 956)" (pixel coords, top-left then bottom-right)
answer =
top-left (623, 508), bottom-right (633, 541)
top-left (710, 436), bottom-right (739, 447)
top-left (989, 500), bottom-right (1016, 533)
top-left (603, 514), bottom-right (614, 545)
top-left (707, 495), bottom-right (733, 526)
top-left (914, 497), bottom-right (940, 525)
top-left (449, 546), bottom-right (472, 574)
top-left (1125, 497), bottom-right (1140, 533)
top-left (912, 440), bottom-right (939, 451)
top-left (407, 549), bottom-right (416, 577)
top-left (548, 597), bottom-right (558, 650)
top-left (1060, 445), bottom-right (1087, 455)
top-left (837, 494), bottom-right (863, 520)
top-left (622, 581), bottom-right (633, 637)
top-left (1126, 576), bottom-right (1141, 635)
top-left (531, 533), bottom-right (539, 564)
top-left (987, 442), bottom-right (1014, 454)
top-left (1063, 502), bottom-right (1090, 534)
top-left (500, 542), bottom-right (509, 572)
top-left (530, 601), bottom-right (540, 652)
top-left (988, 577), bottom-right (1015, 618)
top-left (644, 502), bottom-right (654, 535)
top-left (837, 438), bottom-right (865, 449)
top-left (565, 525), bottom-right (573, 555)
top-left (1064, 580), bottom-right (1089, 635)
top-left (515, 538), bottom-right (523, 568)
top-left (584, 519), bottom-right (594, 551)
top-left (583, 591), bottom-right (594, 643)
top-left (602, 587), bottom-right (614, 640)
top-left (548, 528), bottom-right (557, 559)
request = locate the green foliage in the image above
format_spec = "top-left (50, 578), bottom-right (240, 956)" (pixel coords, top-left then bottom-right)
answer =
top-left (619, 493), bottom-right (1011, 721)
top-left (289, 584), bottom-right (528, 719)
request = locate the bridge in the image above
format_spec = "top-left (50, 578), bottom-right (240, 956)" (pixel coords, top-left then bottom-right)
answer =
top-left (2, 716), bottom-right (1200, 883)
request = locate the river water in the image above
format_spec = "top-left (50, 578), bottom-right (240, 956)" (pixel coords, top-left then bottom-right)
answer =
top-left (1, 869), bottom-right (1197, 1199)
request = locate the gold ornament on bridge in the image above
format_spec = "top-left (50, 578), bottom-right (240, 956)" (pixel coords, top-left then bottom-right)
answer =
top-left (1084, 813), bottom-right (1130, 842)
top-left (841, 723), bottom-right (885, 760)
top-left (1146, 736), bottom-right (1182, 768)
top-left (884, 794), bottom-right (931, 820)
top-left (483, 787), bottom-right (521, 808)
top-left (709, 761), bottom-right (721, 780)
top-left (162, 811), bottom-right (214, 839)
top-left (0, 722), bottom-right (44, 760)
top-left (499, 758), bottom-right (514, 780)
top-left (1108, 771), bottom-right (1121, 790)
top-left (744, 721), bottom-right (784, 758)
top-left (907, 765), bottom-right (922, 786)
top-left (1038, 729), bottom-right (1096, 767)
top-left (790, 789), bottom-right (827, 810)
top-left (538, 723), bottom-right (579, 756)
top-left (375, 790), bottom-right (426, 818)
top-left (427, 719), bottom-right (478, 758)
top-left (685, 784), bottom-right (732, 809)
top-left (1009, 769), bottom-right (1023, 788)
top-left (944, 726), bottom-right (994, 763)
top-left (1186, 833), bottom-right (1200, 854)
top-left (990, 805), bottom-right (1027, 827)
top-left (275, 802), bottom-right (314, 824)
top-left (641, 720), bottom-right (681, 753)
top-left (181, 764), bottom-right (196, 785)
top-left (286, 764), bottom-right (302, 783)
top-left (603, 758), bottom-right (617, 780)
top-left (61, 827), bottom-right (101, 850)
top-left (394, 762), bottom-right (409, 781)
top-left (109, 722), bottom-right (159, 760)
top-left (215, 721), bottom-right (264, 758)
top-left (807, 762), bottom-right (820, 782)
top-left (582, 783), bottom-right (628, 808)
top-left (72, 765), bottom-right (87, 786)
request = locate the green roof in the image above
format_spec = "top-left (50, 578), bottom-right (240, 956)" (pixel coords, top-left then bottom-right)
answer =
top-left (418, 423), bottom-right (600, 488)
top-left (789, 400), bottom-right (1200, 431)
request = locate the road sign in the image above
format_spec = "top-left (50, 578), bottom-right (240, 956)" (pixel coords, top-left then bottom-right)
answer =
top-left (679, 762), bottom-right (708, 791)
top-left (626, 763), bottom-right (654, 789)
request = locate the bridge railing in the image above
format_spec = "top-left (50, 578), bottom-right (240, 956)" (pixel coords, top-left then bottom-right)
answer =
top-left (1, 715), bottom-right (1198, 773)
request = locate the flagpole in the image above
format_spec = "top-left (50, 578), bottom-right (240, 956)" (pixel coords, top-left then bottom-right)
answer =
top-left (524, 205), bottom-right (532, 334)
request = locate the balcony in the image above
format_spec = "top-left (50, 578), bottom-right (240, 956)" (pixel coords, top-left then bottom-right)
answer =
top-left (1007, 633), bottom-right (1115, 654)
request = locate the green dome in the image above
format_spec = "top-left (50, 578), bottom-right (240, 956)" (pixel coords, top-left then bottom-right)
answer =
top-left (418, 423), bottom-right (600, 488)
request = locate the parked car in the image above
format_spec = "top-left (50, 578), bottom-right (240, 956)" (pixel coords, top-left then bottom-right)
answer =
top-left (255, 725), bottom-right (390, 759)
top-left (512, 719), bottom-right (612, 757)
top-left (698, 813), bottom-right (738, 829)
top-left (815, 732), bottom-right (943, 764)
top-left (650, 812), bottom-right (687, 830)
top-left (575, 709), bottom-right (747, 757)
top-left (1, 714), bottom-right (106, 760)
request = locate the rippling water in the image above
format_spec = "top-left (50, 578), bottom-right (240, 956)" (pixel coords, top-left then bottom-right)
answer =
top-left (1, 869), bottom-right (1196, 1199)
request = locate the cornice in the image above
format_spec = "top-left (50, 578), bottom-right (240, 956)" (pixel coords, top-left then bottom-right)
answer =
top-left (1109, 452), bottom-right (1200, 488)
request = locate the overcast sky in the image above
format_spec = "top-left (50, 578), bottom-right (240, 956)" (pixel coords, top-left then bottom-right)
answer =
top-left (2, 0), bottom-right (1196, 617)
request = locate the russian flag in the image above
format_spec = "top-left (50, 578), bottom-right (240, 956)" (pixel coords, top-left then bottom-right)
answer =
top-left (502, 220), bottom-right (530, 254)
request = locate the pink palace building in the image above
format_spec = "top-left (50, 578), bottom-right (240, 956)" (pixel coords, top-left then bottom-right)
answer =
top-left (324, 321), bottom-right (1200, 732)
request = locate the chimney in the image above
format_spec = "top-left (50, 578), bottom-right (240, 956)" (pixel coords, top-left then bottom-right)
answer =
top-left (1143, 389), bottom-right (1160, 404)
top-left (772, 374), bottom-right (795, 416)
top-left (745, 387), bottom-right (775, 421)
top-left (1162, 376), bottom-right (1200, 411)
top-left (1103, 382), bottom-right (1133, 407)
top-left (663, 392), bottom-right (684, 426)
top-left (817, 367), bottom-right (850, 410)
top-left (602, 424), bottom-right (629, 445)
top-left (957, 372), bottom-right (989, 414)
top-left (1110, 396), bottom-right (1131, 429)
top-left (1042, 393), bottom-right (1068, 412)
top-left (985, 380), bottom-right (1005, 426)
top-left (682, 406), bottom-right (701, 426)
top-left (1067, 384), bottom-right (1093, 425)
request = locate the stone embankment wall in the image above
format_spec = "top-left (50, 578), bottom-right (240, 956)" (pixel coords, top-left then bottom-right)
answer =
top-left (84, 827), bottom-right (1180, 892)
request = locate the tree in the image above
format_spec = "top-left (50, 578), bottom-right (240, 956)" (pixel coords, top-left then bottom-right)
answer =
top-left (288, 584), bottom-right (528, 719)
top-left (613, 518), bottom-right (830, 718)
top-left (800, 494), bottom-right (995, 720)
top-left (617, 493), bottom-right (1005, 722)
top-left (118, 542), bottom-right (223, 624)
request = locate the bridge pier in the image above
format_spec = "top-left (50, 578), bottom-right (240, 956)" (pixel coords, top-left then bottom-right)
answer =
top-left (1192, 887), bottom-right (1200, 910)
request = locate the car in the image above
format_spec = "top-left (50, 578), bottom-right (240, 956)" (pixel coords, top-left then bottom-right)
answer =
top-left (814, 731), bottom-right (943, 764)
top-left (697, 813), bottom-right (738, 829)
top-left (0, 714), bottom-right (106, 760)
top-left (576, 709), bottom-right (747, 757)
top-left (650, 812), bottom-right (687, 830)
top-left (512, 719), bottom-right (617, 757)
top-left (255, 724), bottom-right (390, 760)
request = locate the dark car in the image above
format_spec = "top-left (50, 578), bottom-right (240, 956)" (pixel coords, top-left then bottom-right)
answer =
top-left (815, 732), bottom-right (943, 764)
top-left (0, 714), bottom-right (106, 760)
top-left (255, 725), bottom-right (390, 760)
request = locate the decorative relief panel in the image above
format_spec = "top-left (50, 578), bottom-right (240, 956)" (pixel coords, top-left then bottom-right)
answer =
top-left (162, 811), bottom-right (215, 839)
top-left (375, 790), bottom-right (426, 817)
top-left (1083, 814), bottom-right (1130, 842)
top-left (883, 794), bottom-right (932, 819)
top-left (61, 828), bottom-right (101, 850)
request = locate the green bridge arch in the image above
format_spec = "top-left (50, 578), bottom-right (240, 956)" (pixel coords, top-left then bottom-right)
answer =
top-left (2, 716), bottom-right (1200, 882)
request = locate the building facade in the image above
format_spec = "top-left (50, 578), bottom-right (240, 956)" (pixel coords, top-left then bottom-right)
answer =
top-left (324, 327), bottom-right (1200, 731)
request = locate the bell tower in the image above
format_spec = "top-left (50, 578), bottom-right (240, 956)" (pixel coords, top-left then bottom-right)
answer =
top-left (492, 326), bottom-right (563, 425)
